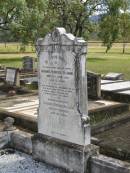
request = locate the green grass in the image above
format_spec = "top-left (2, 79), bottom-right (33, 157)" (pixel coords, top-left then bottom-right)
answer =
top-left (0, 42), bottom-right (130, 80)
top-left (0, 43), bottom-right (35, 53)
top-left (87, 46), bottom-right (130, 80)
top-left (0, 53), bottom-right (36, 68)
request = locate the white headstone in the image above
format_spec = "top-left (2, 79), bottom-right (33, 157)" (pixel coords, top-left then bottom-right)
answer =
top-left (6, 67), bottom-right (20, 86)
top-left (36, 28), bottom-right (90, 145)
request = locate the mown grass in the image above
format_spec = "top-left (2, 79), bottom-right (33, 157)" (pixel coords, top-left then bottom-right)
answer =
top-left (0, 43), bottom-right (35, 53)
top-left (0, 42), bottom-right (130, 80)
top-left (0, 53), bottom-right (36, 68)
top-left (87, 46), bottom-right (130, 80)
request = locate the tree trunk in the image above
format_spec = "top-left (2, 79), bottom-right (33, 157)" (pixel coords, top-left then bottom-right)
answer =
top-left (123, 42), bottom-right (126, 54)
top-left (106, 47), bottom-right (108, 53)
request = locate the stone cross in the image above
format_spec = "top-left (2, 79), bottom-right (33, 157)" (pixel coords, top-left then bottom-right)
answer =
top-left (36, 28), bottom-right (90, 145)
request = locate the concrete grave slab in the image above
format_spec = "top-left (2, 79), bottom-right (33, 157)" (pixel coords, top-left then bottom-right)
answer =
top-left (101, 81), bottom-right (130, 92)
top-left (101, 80), bottom-right (123, 85)
top-left (118, 90), bottom-right (130, 95)
top-left (103, 72), bottom-right (124, 80)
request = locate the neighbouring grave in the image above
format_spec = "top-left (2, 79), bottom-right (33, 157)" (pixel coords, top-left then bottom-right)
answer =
top-left (103, 72), bottom-right (124, 80)
top-left (32, 28), bottom-right (97, 173)
top-left (22, 56), bottom-right (34, 72)
top-left (101, 80), bottom-right (130, 103)
top-left (101, 81), bottom-right (130, 92)
top-left (6, 67), bottom-right (20, 87)
top-left (87, 71), bottom-right (101, 99)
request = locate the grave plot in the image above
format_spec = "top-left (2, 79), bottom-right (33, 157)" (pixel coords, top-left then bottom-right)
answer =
top-left (101, 81), bottom-right (130, 92)
top-left (0, 95), bottom-right (38, 131)
top-left (0, 94), bottom-right (128, 133)
top-left (101, 80), bottom-right (130, 103)
top-left (94, 121), bottom-right (130, 162)
top-left (0, 66), bottom-right (38, 99)
top-left (103, 72), bottom-right (124, 80)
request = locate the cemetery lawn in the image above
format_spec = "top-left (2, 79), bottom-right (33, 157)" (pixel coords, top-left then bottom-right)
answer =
top-left (0, 53), bottom-right (36, 68)
top-left (0, 43), bottom-right (130, 79)
top-left (88, 47), bottom-right (130, 80)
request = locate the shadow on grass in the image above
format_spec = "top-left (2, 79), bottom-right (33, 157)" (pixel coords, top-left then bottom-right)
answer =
top-left (89, 51), bottom-right (130, 55)
top-left (0, 58), bottom-right (22, 63)
top-left (88, 58), bottom-right (107, 62)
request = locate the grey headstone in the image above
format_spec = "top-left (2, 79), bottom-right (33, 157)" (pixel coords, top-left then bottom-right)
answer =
top-left (87, 71), bottom-right (101, 99)
top-left (37, 27), bottom-right (90, 145)
top-left (103, 72), bottom-right (124, 80)
top-left (23, 56), bottom-right (34, 72)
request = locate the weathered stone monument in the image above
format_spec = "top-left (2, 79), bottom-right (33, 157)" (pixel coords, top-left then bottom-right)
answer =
top-left (6, 67), bottom-right (20, 86)
top-left (32, 28), bottom-right (97, 173)
top-left (22, 56), bottom-right (34, 72)
top-left (87, 71), bottom-right (101, 99)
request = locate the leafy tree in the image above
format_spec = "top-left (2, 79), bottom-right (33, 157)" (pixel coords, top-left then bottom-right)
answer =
top-left (0, 0), bottom-right (52, 44)
top-left (98, 0), bottom-right (123, 53)
top-left (0, 0), bottom-right (127, 46)
top-left (119, 0), bottom-right (130, 53)
top-left (48, 0), bottom-right (104, 38)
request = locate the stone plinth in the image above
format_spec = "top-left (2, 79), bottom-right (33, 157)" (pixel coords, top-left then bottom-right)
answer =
top-left (32, 133), bottom-right (99, 173)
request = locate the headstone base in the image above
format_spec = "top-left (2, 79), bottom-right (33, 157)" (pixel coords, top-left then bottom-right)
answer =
top-left (32, 133), bottom-right (99, 173)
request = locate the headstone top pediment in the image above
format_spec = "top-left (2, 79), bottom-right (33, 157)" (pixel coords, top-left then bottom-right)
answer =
top-left (36, 27), bottom-right (86, 46)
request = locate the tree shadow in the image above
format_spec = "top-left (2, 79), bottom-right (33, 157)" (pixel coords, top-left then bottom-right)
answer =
top-left (0, 58), bottom-right (21, 63)
top-left (88, 58), bottom-right (107, 62)
top-left (89, 51), bottom-right (130, 55)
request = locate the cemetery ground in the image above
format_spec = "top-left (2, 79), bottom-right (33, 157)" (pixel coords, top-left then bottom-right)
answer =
top-left (0, 42), bottom-right (130, 79)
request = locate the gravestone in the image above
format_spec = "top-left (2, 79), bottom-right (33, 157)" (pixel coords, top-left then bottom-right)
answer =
top-left (87, 71), bottom-right (101, 99)
top-left (103, 72), bottom-right (124, 80)
top-left (22, 56), bottom-right (34, 72)
top-left (32, 28), bottom-right (97, 173)
top-left (6, 67), bottom-right (20, 86)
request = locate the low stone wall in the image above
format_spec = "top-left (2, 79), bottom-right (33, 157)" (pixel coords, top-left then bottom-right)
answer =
top-left (10, 130), bottom-right (33, 154)
top-left (0, 130), bottom-right (33, 154)
top-left (102, 90), bottom-right (130, 103)
top-left (0, 131), bottom-right (9, 149)
top-left (90, 154), bottom-right (130, 173)
top-left (1, 129), bottom-right (130, 173)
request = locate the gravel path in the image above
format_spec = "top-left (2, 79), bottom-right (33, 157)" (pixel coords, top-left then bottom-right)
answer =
top-left (0, 150), bottom-right (64, 173)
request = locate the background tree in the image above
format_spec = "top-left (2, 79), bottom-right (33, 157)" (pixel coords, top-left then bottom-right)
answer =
top-left (119, 0), bottom-right (130, 53)
top-left (0, 0), bottom-right (52, 44)
top-left (98, 0), bottom-right (123, 53)
top-left (0, 0), bottom-right (128, 46)
top-left (48, 0), bottom-right (104, 38)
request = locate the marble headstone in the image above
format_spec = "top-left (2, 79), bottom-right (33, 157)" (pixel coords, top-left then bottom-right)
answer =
top-left (6, 67), bottom-right (20, 86)
top-left (37, 28), bottom-right (90, 145)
